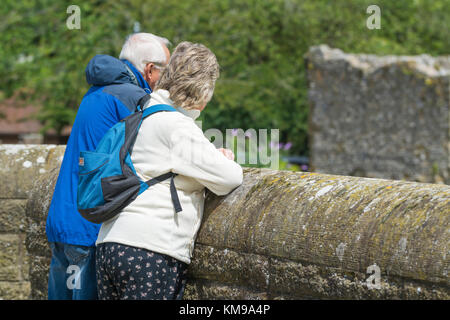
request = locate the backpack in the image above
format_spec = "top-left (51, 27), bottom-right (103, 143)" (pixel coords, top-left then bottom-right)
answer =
top-left (77, 95), bottom-right (182, 224)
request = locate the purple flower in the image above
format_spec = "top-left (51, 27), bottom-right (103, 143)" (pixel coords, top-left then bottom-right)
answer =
top-left (301, 164), bottom-right (308, 171)
top-left (283, 142), bottom-right (293, 151)
top-left (244, 131), bottom-right (252, 138)
top-left (231, 128), bottom-right (239, 137)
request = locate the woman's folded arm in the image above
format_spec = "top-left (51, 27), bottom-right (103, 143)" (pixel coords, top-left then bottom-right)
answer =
top-left (169, 117), bottom-right (243, 196)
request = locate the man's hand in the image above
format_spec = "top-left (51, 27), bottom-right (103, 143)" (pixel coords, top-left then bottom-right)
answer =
top-left (218, 148), bottom-right (235, 161)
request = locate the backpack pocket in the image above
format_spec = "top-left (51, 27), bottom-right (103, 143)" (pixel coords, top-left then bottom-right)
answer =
top-left (79, 151), bottom-right (110, 175)
top-left (78, 151), bottom-right (111, 210)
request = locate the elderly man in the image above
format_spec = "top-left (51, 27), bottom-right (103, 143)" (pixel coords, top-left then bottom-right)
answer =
top-left (45, 33), bottom-right (170, 300)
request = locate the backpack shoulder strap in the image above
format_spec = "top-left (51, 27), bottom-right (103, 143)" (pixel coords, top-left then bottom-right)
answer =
top-left (142, 104), bottom-right (177, 119)
top-left (135, 94), bottom-right (151, 112)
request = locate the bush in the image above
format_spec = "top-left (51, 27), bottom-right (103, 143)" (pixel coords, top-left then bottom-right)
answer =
top-left (0, 0), bottom-right (448, 156)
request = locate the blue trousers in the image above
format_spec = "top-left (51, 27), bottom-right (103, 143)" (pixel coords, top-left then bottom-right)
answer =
top-left (47, 242), bottom-right (98, 300)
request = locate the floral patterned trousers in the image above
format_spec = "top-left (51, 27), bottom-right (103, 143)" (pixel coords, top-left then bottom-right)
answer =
top-left (95, 242), bottom-right (188, 300)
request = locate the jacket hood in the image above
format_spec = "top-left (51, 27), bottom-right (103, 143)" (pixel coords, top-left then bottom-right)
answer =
top-left (85, 54), bottom-right (133, 86)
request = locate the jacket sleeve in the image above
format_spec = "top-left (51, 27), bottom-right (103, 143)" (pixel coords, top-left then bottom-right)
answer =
top-left (169, 116), bottom-right (243, 196)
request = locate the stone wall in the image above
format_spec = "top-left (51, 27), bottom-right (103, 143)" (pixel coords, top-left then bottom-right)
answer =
top-left (0, 144), bottom-right (65, 299)
top-left (1, 144), bottom-right (447, 300)
top-left (185, 169), bottom-right (449, 299)
top-left (306, 45), bottom-right (450, 184)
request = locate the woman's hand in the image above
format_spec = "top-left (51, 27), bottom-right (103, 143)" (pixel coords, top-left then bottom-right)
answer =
top-left (218, 148), bottom-right (235, 161)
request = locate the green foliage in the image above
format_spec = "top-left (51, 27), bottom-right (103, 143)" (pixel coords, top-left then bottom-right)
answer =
top-left (0, 0), bottom-right (449, 154)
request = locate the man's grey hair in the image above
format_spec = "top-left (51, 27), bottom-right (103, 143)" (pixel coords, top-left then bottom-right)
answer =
top-left (155, 41), bottom-right (220, 110)
top-left (119, 33), bottom-right (171, 74)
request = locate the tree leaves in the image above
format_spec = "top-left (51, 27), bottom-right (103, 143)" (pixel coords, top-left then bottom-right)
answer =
top-left (0, 0), bottom-right (448, 152)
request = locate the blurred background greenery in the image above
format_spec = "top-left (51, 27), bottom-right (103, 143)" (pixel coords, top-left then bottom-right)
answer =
top-left (0, 0), bottom-right (449, 159)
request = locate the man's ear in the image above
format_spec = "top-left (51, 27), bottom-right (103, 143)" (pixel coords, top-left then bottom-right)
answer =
top-left (143, 63), bottom-right (154, 82)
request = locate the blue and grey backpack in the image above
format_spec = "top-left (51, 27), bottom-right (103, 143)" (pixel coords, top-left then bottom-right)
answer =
top-left (77, 95), bottom-right (182, 224)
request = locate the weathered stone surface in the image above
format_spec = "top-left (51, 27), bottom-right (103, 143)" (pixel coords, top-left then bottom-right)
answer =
top-left (25, 153), bottom-right (449, 299)
top-left (0, 199), bottom-right (28, 233)
top-left (196, 167), bottom-right (449, 299)
top-left (0, 234), bottom-right (22, 281)
top-left (28, 255), bottom-right (50, 300)
top-left (0, 144), bottom-right (444, 300)
top-left (25, 166), bottom-right (60, 260)
top-left (0, 281), bottom-right (30, 300)
top-left (26, 167), bottom-right (61, 224)
top-left (184, 281), bottom-right (269, 300)
top-left (199, 169), bottom-right (449, 287)
top-left (0, 233), bottom-right (28, 283)
top-left (269, 258), bottom-right (449, 300)
top-left (0, 144), bottom-right (65, 199)
top-left (0, 145), bottom-right (64, 299)
top-left (26, 220), bottom-right (52, 259)
top-left (305, 45), bottom-right (450, 185)
top-left (189, 244), bottom-right (270, 291)
top-left (25, 166), bottom-right (60, 299)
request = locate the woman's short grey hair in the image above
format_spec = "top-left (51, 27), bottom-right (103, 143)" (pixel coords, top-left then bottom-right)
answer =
top-left (119, 33), bottom-right (170, 73)
top-left (155, 41), bottom-right (220, 110)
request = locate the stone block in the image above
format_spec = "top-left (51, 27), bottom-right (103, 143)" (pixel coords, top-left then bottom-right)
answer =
top-left (0, 234), bottom-right (21, 281)
top-left (0, 281), bottom-right (30, 300)
top-left (184, 280), bottom-right (268, 300)
top-left (189, 244), bottom-right (269, 291)
top-left (0, 199), bottom-right (28, 233)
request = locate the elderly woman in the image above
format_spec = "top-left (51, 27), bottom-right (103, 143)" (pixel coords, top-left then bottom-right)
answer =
top-left (95, 42), bottom-right (243, 300)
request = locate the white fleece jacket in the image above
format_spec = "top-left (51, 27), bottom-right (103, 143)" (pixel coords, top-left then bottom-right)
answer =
top-left (96, 89), bottom-right (243, 264)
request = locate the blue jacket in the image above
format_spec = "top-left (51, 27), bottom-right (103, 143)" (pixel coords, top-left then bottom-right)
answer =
top-left (46, 55), bottom-right (152, 247)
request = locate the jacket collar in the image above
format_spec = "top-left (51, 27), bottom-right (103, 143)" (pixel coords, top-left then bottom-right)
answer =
top-left (147, 89), bottom-right (201, 120)
top-left (121, 59), bottom-right (152, 93)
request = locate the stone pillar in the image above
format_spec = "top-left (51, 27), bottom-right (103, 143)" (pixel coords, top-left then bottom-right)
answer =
top-left (306, 45), bottom-right (450, 184)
